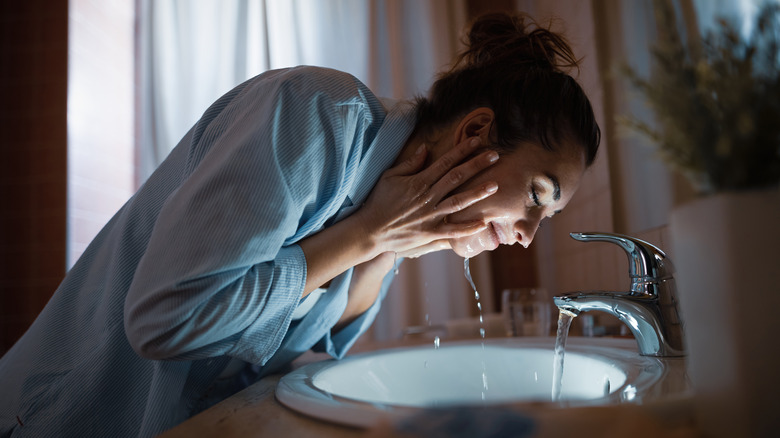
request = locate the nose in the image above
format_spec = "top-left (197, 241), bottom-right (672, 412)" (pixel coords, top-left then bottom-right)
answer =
top-left (514, 210), bottom-right (543, 248)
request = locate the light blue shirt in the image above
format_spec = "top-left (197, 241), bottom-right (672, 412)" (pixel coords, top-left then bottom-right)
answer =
top-left (0, 66), bottom-right (417, 437)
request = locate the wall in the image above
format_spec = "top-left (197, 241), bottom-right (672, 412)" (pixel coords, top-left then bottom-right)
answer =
top-left (0, 0), bottom-right (135, 354)
top-left (0, 1), bottom-right (69, 354)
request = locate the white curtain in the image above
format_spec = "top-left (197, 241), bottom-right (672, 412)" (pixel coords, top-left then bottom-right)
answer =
top-left (137, 0), bottom-right (497, 343)
top-left (137, 0), bottom-right (468, 181)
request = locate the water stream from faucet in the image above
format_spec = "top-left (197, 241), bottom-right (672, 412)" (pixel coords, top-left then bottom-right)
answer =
top-left (551, 309), bottom-right (577, 402)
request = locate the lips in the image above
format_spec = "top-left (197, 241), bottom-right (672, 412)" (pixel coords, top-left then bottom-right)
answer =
top-left (488, 222), bottom-right (502, 247)
top-left (490, 222), bottom-right (519, 246)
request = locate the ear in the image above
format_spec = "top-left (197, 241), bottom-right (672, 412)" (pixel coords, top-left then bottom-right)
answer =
top-left (453, 107), bottom-right (495, 146)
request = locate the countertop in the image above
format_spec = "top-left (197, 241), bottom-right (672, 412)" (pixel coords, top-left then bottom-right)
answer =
top-left (158, 337), bottom-right (700, 438)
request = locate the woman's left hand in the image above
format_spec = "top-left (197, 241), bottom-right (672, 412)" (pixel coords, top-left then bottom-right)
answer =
top-left (298, 136), bottom-right (497, 297)
top-left (353, 136), bottom-right (499, 258)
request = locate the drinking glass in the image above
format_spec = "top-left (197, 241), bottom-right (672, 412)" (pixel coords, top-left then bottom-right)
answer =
top-left (501, 288), bottom-right (551, 337)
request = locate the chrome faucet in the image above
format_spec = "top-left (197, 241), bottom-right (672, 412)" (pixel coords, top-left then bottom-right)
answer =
top-left (553, 232), bottom-right (685, 357)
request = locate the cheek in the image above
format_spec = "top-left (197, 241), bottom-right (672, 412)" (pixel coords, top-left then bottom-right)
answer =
top-left (448, 188), bottom-right (513, 224)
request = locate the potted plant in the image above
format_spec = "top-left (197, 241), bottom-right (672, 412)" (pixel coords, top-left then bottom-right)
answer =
top-left (622, 2), bottom-right (779, 437)
top-left (622, 2), bottom-right (780, 194)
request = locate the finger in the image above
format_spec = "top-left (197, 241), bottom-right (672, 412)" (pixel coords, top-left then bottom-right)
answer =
top-left (383, 143), bottom-right (427, 178)
top-left (396, 240), bottom-right (451, 258)
top-left (427, 150), bottom-right (499, 202)
top-left (438, 220), bottom-right (489, 238)
top-left (435, 181), bottom-right (498, 215)
top-left (419, 136), bottom-right (485, 184)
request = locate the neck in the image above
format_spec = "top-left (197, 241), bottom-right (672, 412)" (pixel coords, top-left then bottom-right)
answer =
top-left (394, 127), bottom-right (448, 167)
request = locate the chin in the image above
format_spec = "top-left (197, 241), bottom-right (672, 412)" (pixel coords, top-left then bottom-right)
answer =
top-left (449, 233), bottom-right (497, 258)
top-left (450, 244), bottom-right (479, 258)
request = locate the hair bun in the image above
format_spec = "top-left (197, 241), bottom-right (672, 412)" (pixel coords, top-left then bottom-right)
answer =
top-left (459, 13), bottom-right (579, 73)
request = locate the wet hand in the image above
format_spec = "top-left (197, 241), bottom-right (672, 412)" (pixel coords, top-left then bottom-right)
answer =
top-left (355, 136), bottom-right (499, 258)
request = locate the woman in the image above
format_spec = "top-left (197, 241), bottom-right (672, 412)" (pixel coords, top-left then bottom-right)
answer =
top-left (0, 12), bottom-right (599, 437)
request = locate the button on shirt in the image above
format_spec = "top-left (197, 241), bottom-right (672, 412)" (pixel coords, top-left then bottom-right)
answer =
top-left (0, 66), bottom-right (417, 437)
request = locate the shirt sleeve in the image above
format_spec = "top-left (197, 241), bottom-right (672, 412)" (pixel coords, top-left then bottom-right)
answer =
top-left (124, 66), bottom-right (384, 365)
top-left (312, 266), bottom-right (396, 359)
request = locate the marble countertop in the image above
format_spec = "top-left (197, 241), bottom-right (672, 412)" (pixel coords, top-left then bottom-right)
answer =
top-left (158, 337), bottom-right (699, 438)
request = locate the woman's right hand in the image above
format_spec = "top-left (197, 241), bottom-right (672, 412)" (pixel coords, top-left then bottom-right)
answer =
top-left (354, 136), bottom-right (499, 259)
top-left (298, 135), bottom-right (498, 297)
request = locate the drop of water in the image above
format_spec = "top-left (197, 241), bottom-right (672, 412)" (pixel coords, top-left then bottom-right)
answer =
top-left (464, 258), bottom-right (478, 290)
top-left (433, 336), bottom-right (440, 349)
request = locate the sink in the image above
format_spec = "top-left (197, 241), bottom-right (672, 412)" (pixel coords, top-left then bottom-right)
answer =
top-left (276, 337), bottom-right (680, 428)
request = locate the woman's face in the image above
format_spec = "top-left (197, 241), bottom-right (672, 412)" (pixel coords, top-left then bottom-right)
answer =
top-left (446, 140), bottom-right (586, 258)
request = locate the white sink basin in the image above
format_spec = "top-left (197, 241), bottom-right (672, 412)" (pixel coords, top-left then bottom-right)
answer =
top-left (276, 338), bottom-right (671, 428)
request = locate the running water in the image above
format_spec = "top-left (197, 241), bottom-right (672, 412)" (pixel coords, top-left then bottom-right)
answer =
top-left (464, 257), bottom-right (489, 400)
top-left (551, 309), bottom-right (577, 402)
top-left (424, 291), bottom-right (438, 350)
top-left (463, 258), bottom-right (487, 340)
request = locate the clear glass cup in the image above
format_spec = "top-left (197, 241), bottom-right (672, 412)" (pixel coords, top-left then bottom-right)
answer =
top-left (501, 288), bottom-right (551, 337)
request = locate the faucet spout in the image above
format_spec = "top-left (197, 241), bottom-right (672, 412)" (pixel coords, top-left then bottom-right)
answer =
top-left (553, 232), bottom-right (685, 357)
top-left (554, 291), bottom-right (684, 356)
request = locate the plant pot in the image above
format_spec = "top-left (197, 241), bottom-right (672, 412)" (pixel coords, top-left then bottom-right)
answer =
top-left (669, 187), bottom-right (780, 438)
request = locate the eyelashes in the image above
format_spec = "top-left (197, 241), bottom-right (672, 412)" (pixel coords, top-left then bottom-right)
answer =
top-left (530, 185), bottom-right (541, 207)
top-left (531, 185), bottom-right (552, 229)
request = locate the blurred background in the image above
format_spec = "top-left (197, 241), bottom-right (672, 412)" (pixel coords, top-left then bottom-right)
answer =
top-left (0, 0), bottom-right (769, 353)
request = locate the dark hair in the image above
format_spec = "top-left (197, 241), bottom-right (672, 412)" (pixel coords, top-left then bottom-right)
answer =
top-left (415, 13), bottom-right (600, 166)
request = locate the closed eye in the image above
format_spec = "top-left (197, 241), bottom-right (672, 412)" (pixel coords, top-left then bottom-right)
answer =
top-left (531, 186), bottom-right (541, 207)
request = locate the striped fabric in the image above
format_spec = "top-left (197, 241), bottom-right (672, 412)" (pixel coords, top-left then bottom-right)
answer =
top-left (0, 66), bottom-right (417, 437)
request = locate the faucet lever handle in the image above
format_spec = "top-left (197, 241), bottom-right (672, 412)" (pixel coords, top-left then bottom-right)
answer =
top-left (570, 232), bottom-right (675, 289)
top-left (564, 232), bottom-right (685, 356)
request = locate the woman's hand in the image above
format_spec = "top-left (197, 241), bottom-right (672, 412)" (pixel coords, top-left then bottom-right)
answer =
top-left (298, 135), bottom-right (498, 298)
top-left (354, 136), bottom-right (499, 258)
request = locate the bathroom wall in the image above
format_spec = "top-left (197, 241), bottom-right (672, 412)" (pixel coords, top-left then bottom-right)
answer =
top-left (0, 1), bottom-right (69, 354)
top-left (0, 0), bottom-right (135, 354)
